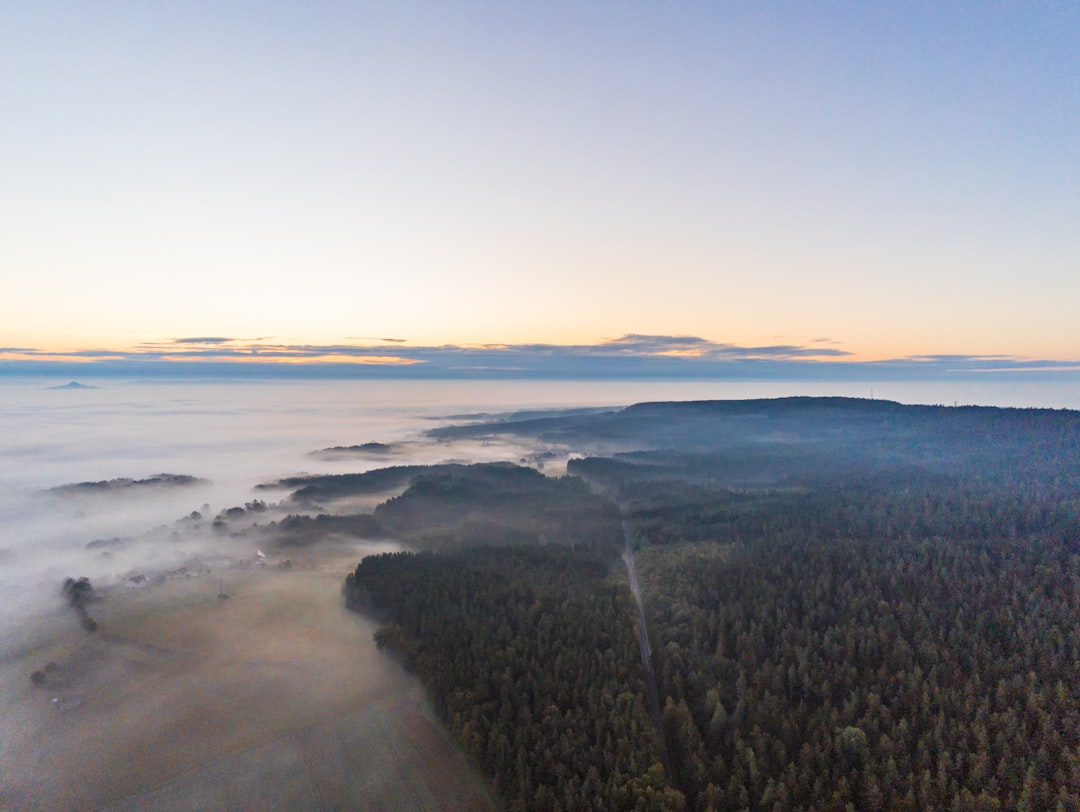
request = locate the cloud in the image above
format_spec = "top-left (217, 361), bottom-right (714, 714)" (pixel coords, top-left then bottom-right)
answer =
top-left (599, 335), bottom-right (715, 354)
top-left (444, 335), bottom-right (852, 361)
top-left (584, 335), bottom-right (851, 360)
top-left (0, 348), bottom-right (127, 362)
top-left (2, 335), bottom-right (1079, 381)
top-left (904, 354), bottom-right (1013, 363)
top-left (170, 337), bottom-right (237, 345)
top-left (897, 354), bottom-right (1080, 373)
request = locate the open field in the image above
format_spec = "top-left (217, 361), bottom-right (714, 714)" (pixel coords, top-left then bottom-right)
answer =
top-left (0, 554), bottom-right (495, 811)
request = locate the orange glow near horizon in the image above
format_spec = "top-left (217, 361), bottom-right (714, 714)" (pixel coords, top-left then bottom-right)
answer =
top-left (155, 354), bottom-right (425, 366)
top-left (0, 352), bottom-right (128, 363)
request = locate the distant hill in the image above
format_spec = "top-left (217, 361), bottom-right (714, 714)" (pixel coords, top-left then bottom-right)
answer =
top-left (309, 441), bottom-right (397, 458)
top-left (50, 473), bottom-right (207, 495)
top-left (46, 380), bottom-right (98, 390)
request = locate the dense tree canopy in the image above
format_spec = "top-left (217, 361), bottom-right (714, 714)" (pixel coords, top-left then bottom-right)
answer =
top-left (341, 399), bottom-right (1080, 810)
top-left (345, 547), bottom-right (683, 811)
top-left (642, 536), bottom-right (1080, 810)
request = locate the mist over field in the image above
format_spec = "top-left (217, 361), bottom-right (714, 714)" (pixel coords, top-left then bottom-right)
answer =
top-left (0, 378), bottom-right (560, 810)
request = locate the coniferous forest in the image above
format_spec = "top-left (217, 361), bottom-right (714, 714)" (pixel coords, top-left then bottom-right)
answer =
top-left (346, 546), bottom-right (682, 811)
top-left (337, 399), bottom-right (1080, 810)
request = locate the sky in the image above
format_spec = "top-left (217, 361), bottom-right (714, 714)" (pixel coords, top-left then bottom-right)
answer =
top-left (2, 1), bottom-right (1078, 379)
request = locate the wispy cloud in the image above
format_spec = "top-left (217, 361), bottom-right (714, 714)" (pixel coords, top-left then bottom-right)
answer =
top-left (2, 335), bottom-right (1078, 381)
top-left (896, 354), bottom-right (1080, 374)
top-left (170, 337), bottom-right (237, 345)
top-left (440, 335), bottom-right (852, 361)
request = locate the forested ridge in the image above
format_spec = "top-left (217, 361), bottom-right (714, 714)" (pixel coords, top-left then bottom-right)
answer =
top-left (614, 470), bottom-right (1078, 550)
top-left (263, 462), bottom-right (622, 552)
top-left (372, 463), bottom-right (622, 552)
top-left (342, 399), bottom-right (1080, 810)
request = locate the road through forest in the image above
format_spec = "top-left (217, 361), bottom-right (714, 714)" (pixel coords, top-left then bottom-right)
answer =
top-left (622, 521), bottom-right (671, 776)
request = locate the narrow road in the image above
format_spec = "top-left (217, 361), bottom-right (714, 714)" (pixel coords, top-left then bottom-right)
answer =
top-left (623, 526), bottom-right (652, 665)
top-left (622, 521), bottom-right (671, 776)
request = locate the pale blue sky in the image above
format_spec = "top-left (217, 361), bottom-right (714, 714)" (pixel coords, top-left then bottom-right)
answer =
top-left (2, 1), bottom-right (1078, 372)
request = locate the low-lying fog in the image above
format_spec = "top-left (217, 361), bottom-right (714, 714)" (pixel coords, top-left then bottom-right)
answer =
top-left (0, 379), bottom-right (569, 625)
top-left (0, 378), bottom-right (594, 810)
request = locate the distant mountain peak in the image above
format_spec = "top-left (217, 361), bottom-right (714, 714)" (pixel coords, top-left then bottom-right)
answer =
top-left (47, 381), bottom-right (98, 390)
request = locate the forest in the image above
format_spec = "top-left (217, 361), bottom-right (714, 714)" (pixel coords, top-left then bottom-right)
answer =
top-left (340, 398), bottom-right (1080, 810)
top-left (346, 546), bottom-right (681, 810)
